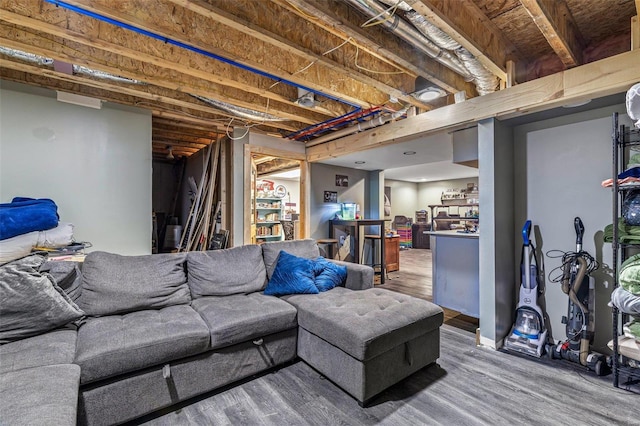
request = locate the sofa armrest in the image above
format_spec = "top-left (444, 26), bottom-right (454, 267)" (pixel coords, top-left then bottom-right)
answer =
top-left (328, 260), bottom-right (374, 290)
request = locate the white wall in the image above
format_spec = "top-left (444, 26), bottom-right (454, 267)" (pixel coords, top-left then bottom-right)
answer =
top-left (0, 81), bottom-right (152, 255)
top-left (417, 177), bottom-right (479, 209)
top-left (384, 179), bottom-right (418, 221)
top-left (513, 105), bottom-right (630, 353)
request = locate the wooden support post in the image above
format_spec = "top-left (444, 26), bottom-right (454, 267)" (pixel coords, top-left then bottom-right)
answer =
top-left (632, 16), bottom-right (639, 51)
top-left (506, 60), bottom-right (517, 88)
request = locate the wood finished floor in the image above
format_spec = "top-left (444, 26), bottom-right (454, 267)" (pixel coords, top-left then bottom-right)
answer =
top-left (133, 248), bottom-right (640, 425)
top-left (379, 248), bottom-right (479, 333)
top-left (137, 324), bottom-right (640, 426)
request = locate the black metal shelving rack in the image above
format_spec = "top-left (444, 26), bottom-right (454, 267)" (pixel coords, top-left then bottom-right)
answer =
top-left (611, 112), bottom-right (640, 390)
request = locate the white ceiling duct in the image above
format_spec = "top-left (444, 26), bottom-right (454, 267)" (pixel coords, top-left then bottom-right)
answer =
top-left (191, 94), bottom-right (287, 122)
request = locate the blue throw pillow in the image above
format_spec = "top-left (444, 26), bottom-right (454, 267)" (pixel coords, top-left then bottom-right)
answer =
top-left (264, 251), bottom-right (319, 296)
top-left (314, 257), bottom-right (347, 292)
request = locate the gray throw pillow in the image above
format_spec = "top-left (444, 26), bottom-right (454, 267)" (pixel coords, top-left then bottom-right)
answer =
top-left (0, 254), bottom-right (84, 343)
top-left (78, 251), bottom-right (190, 316)
top-left (187, 245), bottom-right (267, 297)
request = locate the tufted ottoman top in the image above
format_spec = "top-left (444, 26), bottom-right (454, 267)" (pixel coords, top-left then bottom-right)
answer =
top-left (283, 287), bottom-right (444, 361)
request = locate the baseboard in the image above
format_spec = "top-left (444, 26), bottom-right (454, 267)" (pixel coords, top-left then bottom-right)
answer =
top-left (478, 335), bottom-right (503, 350)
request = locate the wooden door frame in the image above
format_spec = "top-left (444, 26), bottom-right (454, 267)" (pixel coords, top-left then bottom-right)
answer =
top-left (243, 144), bottom-right (308, 245)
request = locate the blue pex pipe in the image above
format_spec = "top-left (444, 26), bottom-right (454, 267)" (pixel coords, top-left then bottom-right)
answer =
top-left (45, 0), bottom-right (362, 110)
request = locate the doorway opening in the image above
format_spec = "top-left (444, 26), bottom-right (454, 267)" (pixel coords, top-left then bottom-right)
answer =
top-left (243, 145), bottom-right (308, 245)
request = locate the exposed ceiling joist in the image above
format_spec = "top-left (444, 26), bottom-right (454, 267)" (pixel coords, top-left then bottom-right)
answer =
top-left (167, 0), bottom-right (425, 109)
top-left (279, 0), bottom-right (475, 96)
top-left (519, 0), bottom-right (585, 67)
top-left (0, 0), bottom-right (636, 162)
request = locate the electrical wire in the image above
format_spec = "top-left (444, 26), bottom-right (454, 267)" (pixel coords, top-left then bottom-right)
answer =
top-left (361, 2), bottom-right (399, 28)
top-left (354, 46), bottom-right (406, 75)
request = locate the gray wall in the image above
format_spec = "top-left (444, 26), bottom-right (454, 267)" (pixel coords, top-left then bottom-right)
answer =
top-left (513, 104), bottom-right (630, 353)
top-left (0, 81), bottom-right (152, 255)
top-left (478, 118), bottom-right (515, 346)
top-left (309, 163), bottom-right (368, 240)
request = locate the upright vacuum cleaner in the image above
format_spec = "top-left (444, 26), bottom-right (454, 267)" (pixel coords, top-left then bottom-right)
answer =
top-left (548, 217), bottom-right (609, 376)
top-left (505, 220), bottom-right (548, 357)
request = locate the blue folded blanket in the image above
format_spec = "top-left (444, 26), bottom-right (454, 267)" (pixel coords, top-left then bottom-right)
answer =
top-left (0, 197), bottom-right (59, 240)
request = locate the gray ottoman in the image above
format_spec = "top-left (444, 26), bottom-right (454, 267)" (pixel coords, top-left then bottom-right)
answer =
top-left (283, 287), bottom-right (444, 405)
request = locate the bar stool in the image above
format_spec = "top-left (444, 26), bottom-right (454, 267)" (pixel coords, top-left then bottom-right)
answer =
top-left (361, 234), bottom-right (385, 281)
top-left (317, 238), bottom-right (340, 260)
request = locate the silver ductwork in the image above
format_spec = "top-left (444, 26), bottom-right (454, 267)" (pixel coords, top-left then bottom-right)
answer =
top-left (348, 0), bottom-right (498, 95)
top-left (376, 0), bottom-right (413, 12)
top-left (191, 94), bottom-right (287, 122)
top-left (405, 11), bottom-right (498, 95)
top-left (0, 46), bottom-right (53, 66)
top-left (345, 0), bottom-right (473, 80)
top-left (455, 48), bottom-right (499, 95)
top-left (73, 65), bottom-right (143, 84)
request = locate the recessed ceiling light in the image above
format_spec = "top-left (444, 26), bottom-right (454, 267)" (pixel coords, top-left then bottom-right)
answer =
top-left (403, 151), bottom-right (416, 155)
top-left (412, 87), bottom-right (447, 102)
top-left (420, 178), bottom-right (427, 181)
top-left (355, 161), bottom-right (366, 164)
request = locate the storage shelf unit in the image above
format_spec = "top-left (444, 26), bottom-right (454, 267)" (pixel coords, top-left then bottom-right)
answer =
top-left (611, 112), bottom-right (640, 389)
top-left (429, 204), bottom-right (479, 232)
top-left (255, 198), bottom-right (283, 242)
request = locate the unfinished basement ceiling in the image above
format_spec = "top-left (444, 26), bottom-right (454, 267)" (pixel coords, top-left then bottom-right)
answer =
top-left (0, 0), bottom-right (637, 161)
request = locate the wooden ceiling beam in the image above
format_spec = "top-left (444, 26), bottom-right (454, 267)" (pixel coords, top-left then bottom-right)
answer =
top-left (0, 5), bottom-right (336, 122)
top-left (152, 138), bottom-right (208, 150)
top-left (411, 0), bottom-right (521, 82)
top-left (152, 126), bottom-right (219, 141)
top-left (519, 0), bottom-right (585, 67)
top-left (307, 48), bottom-right (640, 161)
top-left (152, 118), bottom-right (224, 134)
top-left (277, 0), bottom-right (475, 97)
top-left (58, 0), bottom-right (388, 109)
top-left (167, 0), bottom-right (424, 109)
top-left (152, 131), bottom-right (212, 146)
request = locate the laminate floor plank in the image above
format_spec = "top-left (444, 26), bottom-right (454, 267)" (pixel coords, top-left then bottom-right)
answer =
top-left (138, 324), bottom-right (639, 426)
top-left (136, 249), bottom-right (639, 426)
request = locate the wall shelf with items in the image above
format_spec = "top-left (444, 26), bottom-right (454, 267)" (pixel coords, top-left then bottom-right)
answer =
top-left (255, 197), bottom-right (283, 242)
top-left (610, 112), bottom-right (640, 391)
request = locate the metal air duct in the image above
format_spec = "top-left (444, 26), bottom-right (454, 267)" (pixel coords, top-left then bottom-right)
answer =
top-left (345, 0), bottom-right (473, 79)
top-left (191, 94), bottom-right (287, 122)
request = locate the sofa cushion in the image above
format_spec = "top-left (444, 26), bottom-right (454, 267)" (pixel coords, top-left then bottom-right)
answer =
top-left (41, 260), bottom-right (82, 301)
top-left (187, 245), bottom-right (267, 297)
top-left (0, 364), bottom-right (80, 426)
top-left (264, 251), bottom-right (319, 296)
top-left (191, 292), bottom-right (298, 350)
top-left (261, 239), bottom-right (320, 279)
top-left (314, 257), bottom-right (347, 292)
top-left (78, 251), bottom-right (191, 316)
top-left (283, 287), bottom-right (444, 361)
top-left (74, 305), bottom-right (210, 384)
top-left (0, 254), bottom-right (84, 343)
top-left (0, 328), bottom-right (77, 374)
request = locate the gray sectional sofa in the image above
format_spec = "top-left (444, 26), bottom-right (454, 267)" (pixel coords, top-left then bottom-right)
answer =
top-left (0, 239), bottom-right (444, 425)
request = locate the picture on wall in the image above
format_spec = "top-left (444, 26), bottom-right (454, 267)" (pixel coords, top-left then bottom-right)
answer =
top-left (384, 186), bottom-right (391, 217)
top-left (324, 191), bottom-right (338, 203)
top-left (335, 174), bottom-right (349, 187)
